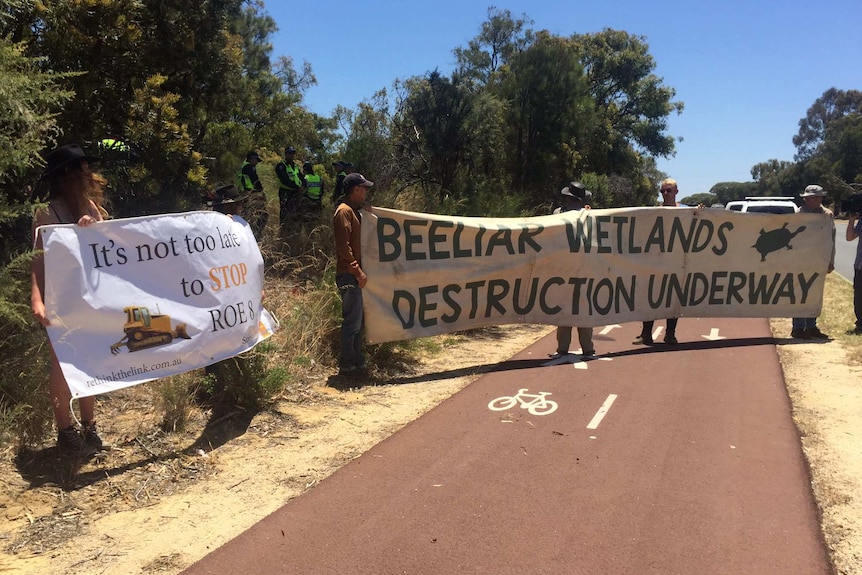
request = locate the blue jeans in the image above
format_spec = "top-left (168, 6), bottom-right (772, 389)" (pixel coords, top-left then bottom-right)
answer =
top-left (855, 267), bottom-right (862, 330)
top-left (791, 317), bottom-right (817, 330)
top-left (337, 274), bottom-right (365, 369)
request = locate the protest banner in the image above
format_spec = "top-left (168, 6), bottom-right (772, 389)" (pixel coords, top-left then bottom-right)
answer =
top-left (361, 206), bottom-right (833, 344)
top-left (40, 211), bottom-right (277, 399)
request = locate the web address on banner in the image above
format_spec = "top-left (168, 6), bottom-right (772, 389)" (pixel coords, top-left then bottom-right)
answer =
top-left (86, 358), bottom-right (183, 387)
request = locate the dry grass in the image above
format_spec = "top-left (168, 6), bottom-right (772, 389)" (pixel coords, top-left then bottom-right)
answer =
top-left (772, 272), bottom-right (862, 575)
top-left (0, 316), bottom-right (517, 560)
top-left (817, 273), bottom-right (862, 364)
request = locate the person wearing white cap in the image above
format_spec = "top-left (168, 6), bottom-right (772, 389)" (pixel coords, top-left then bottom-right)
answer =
top-left (791, 184), bottom-right (835, 339)
top-left (551, 182), bottom-right (595, 357)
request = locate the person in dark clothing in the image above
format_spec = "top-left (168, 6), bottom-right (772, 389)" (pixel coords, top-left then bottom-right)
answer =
top-left (633, 178), bottom-right (682, 345)
top-left (235, 150), bottom-right (267, 239)
top-left (846, 210), bottom-right (862, 335)
top-left (332, 161), bottom-right (347, 203)
top-left (551, 182), bottom-right (595, 357)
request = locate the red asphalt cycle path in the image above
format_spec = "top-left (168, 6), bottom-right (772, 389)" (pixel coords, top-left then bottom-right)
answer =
top-left (182, 317), bottom-right (830, 575)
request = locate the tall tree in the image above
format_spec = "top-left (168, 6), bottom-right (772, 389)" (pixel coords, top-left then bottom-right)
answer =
top-left (392, 70), bottom-right (478, 204)
top-left (750, 159), bottom-right (801, 197)
top-left (793, 88), bottom-right (862, 162)
top-left (709, 181), bottom-right (759, 205)
top-left (29, 0), bottom-right (145, 142)
top-left (497, 32), bottom-right (594, 204)
top-left (570, 29), bottom-right (683, 175)
top-left (342, 89), bottom-right (392, 184)
top-left (453, 6), bottom-right (534, 85)
top-left (818, 113), bottom-right (862, 185)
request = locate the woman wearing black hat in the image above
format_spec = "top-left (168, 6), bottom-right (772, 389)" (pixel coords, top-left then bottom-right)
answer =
top-left (30, 144), bottom-right (109, 457)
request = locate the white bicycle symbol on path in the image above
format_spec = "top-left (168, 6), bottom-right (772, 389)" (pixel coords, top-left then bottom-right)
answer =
top-left (488, 388), bottom-right (558, 416)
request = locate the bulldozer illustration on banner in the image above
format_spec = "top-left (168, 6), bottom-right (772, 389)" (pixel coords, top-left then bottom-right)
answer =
top-left (110, 305), bottom-right (191, 354)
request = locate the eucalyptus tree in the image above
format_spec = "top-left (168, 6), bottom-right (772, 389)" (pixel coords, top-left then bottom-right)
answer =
top-left (453, 6), bottom-right (534, 85)
top-left (708, 181), bottom-right (759, 205)
top-left (750, 159), bottom-right (801, 197)
top-left (793, 88), bottom-right (862, 162)
top-left (497, 31), bottom-right (595, 205)
top-left (817, 112), bottom-right (862, 185)
top-left (342, 89), bottom-right (393, 188)
top-left (388, 70), bottom-right (509, 214)
top-left (569, 28), bottom-right (683, 180)
top-left (391, 71), bottom-right (480, 203)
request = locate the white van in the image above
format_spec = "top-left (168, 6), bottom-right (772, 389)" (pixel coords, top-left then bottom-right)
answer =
top-left (725, 196), bottom-right (798, 214)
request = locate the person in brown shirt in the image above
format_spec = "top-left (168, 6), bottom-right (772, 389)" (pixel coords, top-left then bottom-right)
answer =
top-left (333, 173), bottom-right (373, 375)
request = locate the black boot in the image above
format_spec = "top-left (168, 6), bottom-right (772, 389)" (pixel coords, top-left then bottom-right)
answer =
top-left (81, 420), bottom-right (105, 451)
top-left (57, 425), bottom-right (96, 457)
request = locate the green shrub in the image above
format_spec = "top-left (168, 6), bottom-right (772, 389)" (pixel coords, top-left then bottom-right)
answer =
top-left (0, 246), bottom-right (54, 450)
top-left (157, 372), bottom-right (201, 432)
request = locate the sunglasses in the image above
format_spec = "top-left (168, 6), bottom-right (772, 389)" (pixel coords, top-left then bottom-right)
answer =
top-left (660, 188), bottom-right (676, 193)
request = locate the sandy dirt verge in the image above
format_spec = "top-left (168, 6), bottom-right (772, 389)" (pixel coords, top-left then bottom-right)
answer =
top-left (0, 320), bottom-right (860, 575)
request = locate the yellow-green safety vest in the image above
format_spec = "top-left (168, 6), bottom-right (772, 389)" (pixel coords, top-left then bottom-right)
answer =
top-left (279, 160), bottom-right (302, 189)
top-left (99, 139), bottom-right (130, 152)
top-left (236, 161), bottom-right (255, 191)
top-left (305, 174), bottom-right (322, 200)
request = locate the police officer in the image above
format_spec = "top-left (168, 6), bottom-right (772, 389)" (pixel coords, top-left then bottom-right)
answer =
top-left (235, 150), bottom-right (267, 239)
top-left (302, 161), bottom-right (323, 219)
top-left (276, 146), bottom-right (305, 228)
top-left (98, 138), bottom-right (140, 162)
top-left (332, 160), bottom-right (347, 203)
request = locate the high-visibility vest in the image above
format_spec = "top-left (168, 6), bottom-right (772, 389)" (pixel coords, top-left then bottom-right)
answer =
top-left (99, 138), bottom-right (130, 153)
top-left (236, 161), bottom-right (255, 191)
top-left (305, 174), bottom-right (322, 200)
top-left (279, 160), bottom-right (302, 189)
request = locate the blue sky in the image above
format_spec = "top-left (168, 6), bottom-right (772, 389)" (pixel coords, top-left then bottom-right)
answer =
top-left (268, 0), bottom-right (861, 196)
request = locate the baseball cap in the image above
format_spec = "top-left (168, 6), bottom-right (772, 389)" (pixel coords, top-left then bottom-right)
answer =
top-left (343, 173), bottom-right (374, 191)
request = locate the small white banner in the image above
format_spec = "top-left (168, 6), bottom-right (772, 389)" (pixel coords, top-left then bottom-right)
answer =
top-left (361, 206), bottom-right (833, 343)
top-left (41, 211), bottom-right (277, 399)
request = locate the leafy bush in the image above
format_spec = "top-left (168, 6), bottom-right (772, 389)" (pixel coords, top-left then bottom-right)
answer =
top-left (0, 246), bottom-right (54, 450)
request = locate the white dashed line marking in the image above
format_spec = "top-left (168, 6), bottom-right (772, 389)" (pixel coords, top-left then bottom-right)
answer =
top-left (586, 394), bottom-right (618, 430)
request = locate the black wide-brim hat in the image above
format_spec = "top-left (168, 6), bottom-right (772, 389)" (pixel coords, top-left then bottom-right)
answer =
top-left (44, 144), bottom-right (99, 178)
top-left (204, 183), bottom-right (246, 207)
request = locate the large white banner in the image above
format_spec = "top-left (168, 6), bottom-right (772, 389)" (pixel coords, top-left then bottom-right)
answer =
top-left (41, 211), bottom-right (277, 399)
top-left (362, 206), bottom-right (833, 344)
